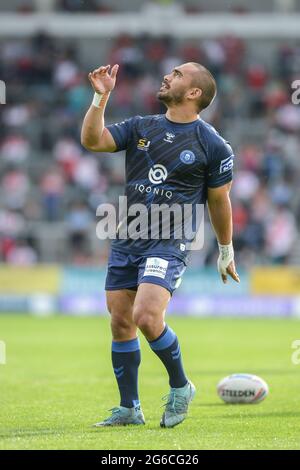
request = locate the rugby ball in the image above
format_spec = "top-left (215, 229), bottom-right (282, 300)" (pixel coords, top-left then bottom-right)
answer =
top-left (217, 373), bottom-right (269, 404)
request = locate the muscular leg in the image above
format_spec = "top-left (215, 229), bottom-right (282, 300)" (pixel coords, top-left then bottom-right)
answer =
top-left (106, 289), bottom-right (137, 341)
top-left (133, 283), bottom-right (188, 388)
top-left (106, 289), bottom-right (141, 408)
top-left (132, 283), bottom-right (169, 341)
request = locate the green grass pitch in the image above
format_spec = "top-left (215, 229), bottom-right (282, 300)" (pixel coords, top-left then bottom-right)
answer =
top-left (0, 314), bottom-right (299, 450)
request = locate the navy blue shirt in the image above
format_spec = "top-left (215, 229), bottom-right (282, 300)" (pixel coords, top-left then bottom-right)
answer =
top-left (106, 114), bottom-right (234, 263)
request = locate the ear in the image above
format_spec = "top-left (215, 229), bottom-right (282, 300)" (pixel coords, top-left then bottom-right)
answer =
top-left (186, 88), bottom-right (202, 101)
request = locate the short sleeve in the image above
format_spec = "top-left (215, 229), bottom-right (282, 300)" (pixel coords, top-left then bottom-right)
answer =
top-left (106, 117), bottom-right (136, 152)
top-left (207, 138), bottom-right (234, 188)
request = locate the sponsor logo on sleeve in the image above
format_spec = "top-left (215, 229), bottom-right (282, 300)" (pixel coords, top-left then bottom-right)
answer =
top-left (220, 155), bottom-right (234, 174)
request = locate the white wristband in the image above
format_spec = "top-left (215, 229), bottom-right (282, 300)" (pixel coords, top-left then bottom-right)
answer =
top-left (92, 92), bottom-right (103, 108)
top-left (217, 242), bottom-right (234, 275)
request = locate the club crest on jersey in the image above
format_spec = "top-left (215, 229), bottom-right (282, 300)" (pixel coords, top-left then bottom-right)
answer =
top-left (137, 138), bottom-right (151, 151)
top-left (180, 150), bottom-right (196, 165)
top-left (220, 155), bottom-right (234, 174)
top-left (164, 132), bottom-right (175, 143)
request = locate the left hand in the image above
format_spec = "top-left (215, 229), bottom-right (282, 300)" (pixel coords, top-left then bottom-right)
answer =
top-left (219, 259), bottom-right (240, 284)
top-left (217, 243), bottom-right (240, 284)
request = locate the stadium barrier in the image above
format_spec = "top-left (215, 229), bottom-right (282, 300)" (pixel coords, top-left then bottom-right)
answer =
top-left (251, 267), bottom-right (300, 295)
top-left (0, 265), bottom-right (299, 317)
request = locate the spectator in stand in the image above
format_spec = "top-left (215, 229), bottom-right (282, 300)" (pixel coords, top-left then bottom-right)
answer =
top-left (265, 205), bottom-right (297, 264)
top-left (40, 166), bottom-right (65, 221)
top-left (1, 168), bottom-right (30, 211)
top-left (65, 202), bottom-right (94, 259)
top-left (6, 239), bottom-right (38, 265)
top-left (53, 134), bottom-right (82, 181)
top-left (0, 133), bottom-right (30, 164)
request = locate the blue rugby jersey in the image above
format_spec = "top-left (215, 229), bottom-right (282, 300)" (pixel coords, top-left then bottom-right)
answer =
top-left (106, 114), bottom-right (234, 263)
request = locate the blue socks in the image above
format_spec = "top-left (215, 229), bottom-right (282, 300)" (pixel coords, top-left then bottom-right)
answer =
top-left (111, 337), bottom-right (141, 409)
top-left (149, 325), bottom-right (188, 388)
top-left (112, 327), bottom-right (187, 408)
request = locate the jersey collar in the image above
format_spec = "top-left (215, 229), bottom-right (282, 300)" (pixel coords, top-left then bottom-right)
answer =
top-left (163, 115), bottom-right (200, 132)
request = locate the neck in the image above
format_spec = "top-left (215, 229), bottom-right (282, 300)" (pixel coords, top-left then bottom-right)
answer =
top-left (165, 106), bottom-right (199, 123)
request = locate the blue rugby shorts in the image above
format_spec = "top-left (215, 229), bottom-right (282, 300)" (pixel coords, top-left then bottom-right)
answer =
top-left (105, 249), bottom-right (186, 295)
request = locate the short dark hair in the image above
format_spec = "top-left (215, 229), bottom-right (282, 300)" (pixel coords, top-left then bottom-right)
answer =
top-left (189, 62), bottom-right (217, 112)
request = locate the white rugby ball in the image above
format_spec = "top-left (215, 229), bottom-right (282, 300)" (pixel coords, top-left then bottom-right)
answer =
top-left (217, 373), bottom-right (269, 404)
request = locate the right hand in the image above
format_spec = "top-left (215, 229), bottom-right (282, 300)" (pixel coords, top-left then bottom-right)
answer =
top-left (88, 64), bottom-right (119, 94)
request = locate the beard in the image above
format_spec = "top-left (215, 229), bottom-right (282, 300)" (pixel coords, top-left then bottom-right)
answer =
top-left (157, 88), bottom-right (185, 106)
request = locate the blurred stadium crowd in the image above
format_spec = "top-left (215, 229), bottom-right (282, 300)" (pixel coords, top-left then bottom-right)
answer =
top-left (0, 30), bottom-right (300, 266)
top-left (1, 0), bottom-right (300, 14)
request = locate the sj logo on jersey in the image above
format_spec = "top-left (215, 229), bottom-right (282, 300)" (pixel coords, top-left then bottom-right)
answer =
top-left (137, 138), bottom-right (151, 151)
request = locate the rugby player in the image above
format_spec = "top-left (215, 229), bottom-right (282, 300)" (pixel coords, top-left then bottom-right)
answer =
top-left (81, 62), bottom-right (240, 428)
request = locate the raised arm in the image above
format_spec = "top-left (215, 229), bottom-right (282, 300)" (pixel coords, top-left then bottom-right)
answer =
top-left (81, 64), bottom-right (119, 152)
top-left (207, 182), bottom-right (240, 284)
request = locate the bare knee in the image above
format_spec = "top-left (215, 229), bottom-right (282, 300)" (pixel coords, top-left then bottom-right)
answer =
top-left (106, 292), bottom-right (136, 341)
top-left (133, 305), bottom-right (164, 341)
top-left (134, 310), bottom-right (155, 335)
top-left (110, 313), bottom-right (135, 340)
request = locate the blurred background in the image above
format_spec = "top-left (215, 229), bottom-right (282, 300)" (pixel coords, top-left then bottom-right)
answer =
top-left (0, 0), bottom-right (300, 316)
